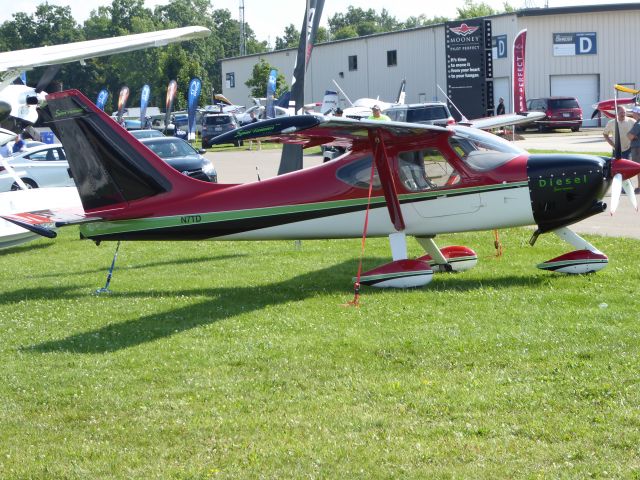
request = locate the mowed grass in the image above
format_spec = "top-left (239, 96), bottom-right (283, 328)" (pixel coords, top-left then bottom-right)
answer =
top-left (1, 228), bottom-right (640, 478)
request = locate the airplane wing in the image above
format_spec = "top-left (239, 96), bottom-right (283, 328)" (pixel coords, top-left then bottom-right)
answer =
top-left (210, 115), bottom-right (449, 150)
top-left (0, 26), bottom-right (211, 89)
top-left (463, 111), bottom-right (545, 130)
top-left (0, 186), bottom-right (93, 244)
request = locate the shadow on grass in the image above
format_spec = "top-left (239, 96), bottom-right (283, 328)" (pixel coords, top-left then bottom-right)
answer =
top-left (0, 241), bottom-right (52, 257)
top-left (22, 258), bottom-right (549, 354)
top-left (32, 254), bottom-right (246, 278)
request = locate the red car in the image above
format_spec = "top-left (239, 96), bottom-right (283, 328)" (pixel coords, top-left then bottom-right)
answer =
top-left (524, 97), bottom-right (583, 132)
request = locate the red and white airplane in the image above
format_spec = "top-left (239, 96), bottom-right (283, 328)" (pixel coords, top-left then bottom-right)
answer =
top-left (592, 84), bottom-right (639, 119)
top-left (5, 89), bottom-right (640, 288)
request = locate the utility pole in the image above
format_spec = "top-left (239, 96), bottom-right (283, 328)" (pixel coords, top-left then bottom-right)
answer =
top-left (239, 0), bottom-right (246, 56)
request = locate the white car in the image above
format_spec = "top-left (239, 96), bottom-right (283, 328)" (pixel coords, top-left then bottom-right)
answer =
top-left (0, 143), bottom-right (74, 191)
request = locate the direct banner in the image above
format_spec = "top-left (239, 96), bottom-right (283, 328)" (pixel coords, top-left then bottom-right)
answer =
top-left (512, 29), bottom-right (527, 113)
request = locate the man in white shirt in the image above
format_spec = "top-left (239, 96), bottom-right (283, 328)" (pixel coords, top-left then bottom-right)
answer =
top-left (603, 105), bottom-right (635, 158)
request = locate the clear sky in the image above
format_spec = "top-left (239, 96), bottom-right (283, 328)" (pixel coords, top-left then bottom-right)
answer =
top-left (3, 0), bottom-right (639, 46)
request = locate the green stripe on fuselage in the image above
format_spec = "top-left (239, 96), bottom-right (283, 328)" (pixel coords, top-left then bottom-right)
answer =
top-left (79, 181), bottom-right (527, 237)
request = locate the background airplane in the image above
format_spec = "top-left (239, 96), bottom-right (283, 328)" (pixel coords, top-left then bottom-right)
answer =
top-left (0, 25), bottom-right (211, 249)
top-left (0, 26), bottom-right (211, 126)
top-left (5, 89), bottom-right (640, 289)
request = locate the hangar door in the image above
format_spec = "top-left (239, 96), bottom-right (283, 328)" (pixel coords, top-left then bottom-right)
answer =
top-left (493, 77), bottom-right (510, 114)
top-left (550, 74), bottom-right (599, 127)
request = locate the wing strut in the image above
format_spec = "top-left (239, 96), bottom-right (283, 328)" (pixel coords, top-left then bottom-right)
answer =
top-left (369, 128), bottom-right (405, 231)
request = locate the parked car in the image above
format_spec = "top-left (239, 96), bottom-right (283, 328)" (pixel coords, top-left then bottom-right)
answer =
top-left (523, 97), bottom-right (582, 132)
top-left (383, 102), bottom-right (455, 126)
top-left (139, 137), bottom-right (217, 182)
top-left (0, 143), bottom-right (74, 191)
top-left (130, 129), bottom-right (165, 139)
top-left (201, 112), bottom-right (242, 148)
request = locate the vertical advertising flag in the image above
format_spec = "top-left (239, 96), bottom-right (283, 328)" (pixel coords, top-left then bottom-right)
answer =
top-left (164, 79), bottom-right (177, 134)
top-left (117, 86), bottom-right (129, 122)
top-left (512, 29), bottom-right (527, 113)
top-left (187, 77), bottom-right (202, 141)
top-left (265, 69), bottom-right (277, 119)
top-left (96, 89), bottom-right (109, 111)
top-left (278, 0), bottom-right (325, 175)
top-left (140, 84), bottom-right (151, 126)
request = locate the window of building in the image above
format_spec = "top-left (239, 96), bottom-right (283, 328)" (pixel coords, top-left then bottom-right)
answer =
top-left (226, 72), bottom-right (235, 88)
top-left (348, 55), bottom-right (358, 71)
top-left (387, 50), bottom-right (397, 67)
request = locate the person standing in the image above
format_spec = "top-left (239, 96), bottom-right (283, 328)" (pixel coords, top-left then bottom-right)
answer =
top-left (603, 105), bottom-right (634, 158)
top-left (12, 134), bottom-right (25, 153)
top-left (496, 97), bottom-right (505, 116)
top-left (627, 105), bottom-right (640, 193)
top-left (248, 111), bottom-right (261, 151)
top-left (368, 105), bottom-right (390, 121)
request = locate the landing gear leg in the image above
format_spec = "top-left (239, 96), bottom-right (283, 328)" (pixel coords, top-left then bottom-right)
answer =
top-left (553, 226), bottom-right (603, 254)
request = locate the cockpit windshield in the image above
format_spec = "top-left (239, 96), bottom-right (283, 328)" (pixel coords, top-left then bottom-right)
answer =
top-left (449, 125), bottom-right (525, 172)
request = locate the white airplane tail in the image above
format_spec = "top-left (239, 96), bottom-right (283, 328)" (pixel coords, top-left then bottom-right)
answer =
top-left (320, 90), bottom-right (339, 114)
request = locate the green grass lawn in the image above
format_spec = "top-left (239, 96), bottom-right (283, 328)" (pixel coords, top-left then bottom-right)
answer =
top-left (1, 228), bottom-right (640, 478)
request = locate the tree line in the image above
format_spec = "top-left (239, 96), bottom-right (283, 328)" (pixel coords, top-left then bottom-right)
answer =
top-left (0, 0), bottom-right (513, 111)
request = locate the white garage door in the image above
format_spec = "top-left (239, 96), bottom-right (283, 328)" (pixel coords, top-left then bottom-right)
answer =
top-left (493, 77), bottom-right (510, 114)
top-left (550, 74), bottom-right (599, 127)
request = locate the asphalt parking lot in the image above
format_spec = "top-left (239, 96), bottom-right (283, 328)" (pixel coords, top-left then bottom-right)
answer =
top-left (205, 127), bottom-right (640, 240)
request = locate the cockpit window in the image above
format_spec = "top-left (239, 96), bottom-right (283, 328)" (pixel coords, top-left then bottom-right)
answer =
top-left (449, 125), bottom-right (525, 172)
top-left (336, 155), bottom-right (380, 189)
top-left (398, 148), bottom-right (460, 191)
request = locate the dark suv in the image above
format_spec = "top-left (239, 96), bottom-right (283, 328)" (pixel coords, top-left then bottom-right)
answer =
top-left (525, 97), bottom-right (582, 132)
top-left (201, 113), bottom-right (240, 148)
top-left (383, 102), bottom-right (455, 126)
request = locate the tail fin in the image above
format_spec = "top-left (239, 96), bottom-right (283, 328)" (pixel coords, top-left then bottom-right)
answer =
top-left (320, 90), bottom-right (338, 115)
top-left (40, 89), bottom-right (205, 213)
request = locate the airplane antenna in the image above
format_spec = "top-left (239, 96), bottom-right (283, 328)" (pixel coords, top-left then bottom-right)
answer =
top-left (256, 165), bottom-right (261, 181)
top-left (239, 0), bottom-right (246, 56)
top-left (331, 79), bottom-right (354, 107)
top-left (437, 84), bottom-right (469, 123)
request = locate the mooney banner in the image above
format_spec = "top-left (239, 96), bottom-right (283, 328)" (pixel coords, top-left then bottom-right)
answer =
top-left (187, 77), bottom-right (202, 141)
top-left (140, 84), bottom-right (150, 125)
top-left (117, 86), bottom-right (129, 122)
top-left (512, 29), bottom-right (527, 113)
top-left (278, 0), bottom-right (325, 175)
top-left (96, 89), bottom-right (109, 111)
top-left (164, 79), bottom-right (177, 133)
top-left (445, 19), bottom-right (490, 120)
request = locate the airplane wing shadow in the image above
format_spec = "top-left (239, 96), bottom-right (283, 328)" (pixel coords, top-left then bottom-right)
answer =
top-left (18, 260), bottom-right (548, 354)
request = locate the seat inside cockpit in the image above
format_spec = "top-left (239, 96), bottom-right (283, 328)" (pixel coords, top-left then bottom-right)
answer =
top-left (397, 148), bottom-right (459, 191)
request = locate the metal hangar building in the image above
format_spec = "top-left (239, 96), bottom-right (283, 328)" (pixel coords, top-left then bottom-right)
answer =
top-left (220, 4), bottom-right (640, 127)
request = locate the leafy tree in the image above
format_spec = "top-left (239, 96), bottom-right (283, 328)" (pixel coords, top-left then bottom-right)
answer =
top-left (403, 15), bottom-right (450, 28)
top-left (332, 25), bottom-right (358, 41)
top-left (328, 7), bottom-right (401, 38)
top-left (274, 24), bottom-right (299, 50)
top-left (456, 0), bottom-right (497, 19)
top-left (244, 59), bottom-right (288, 99)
